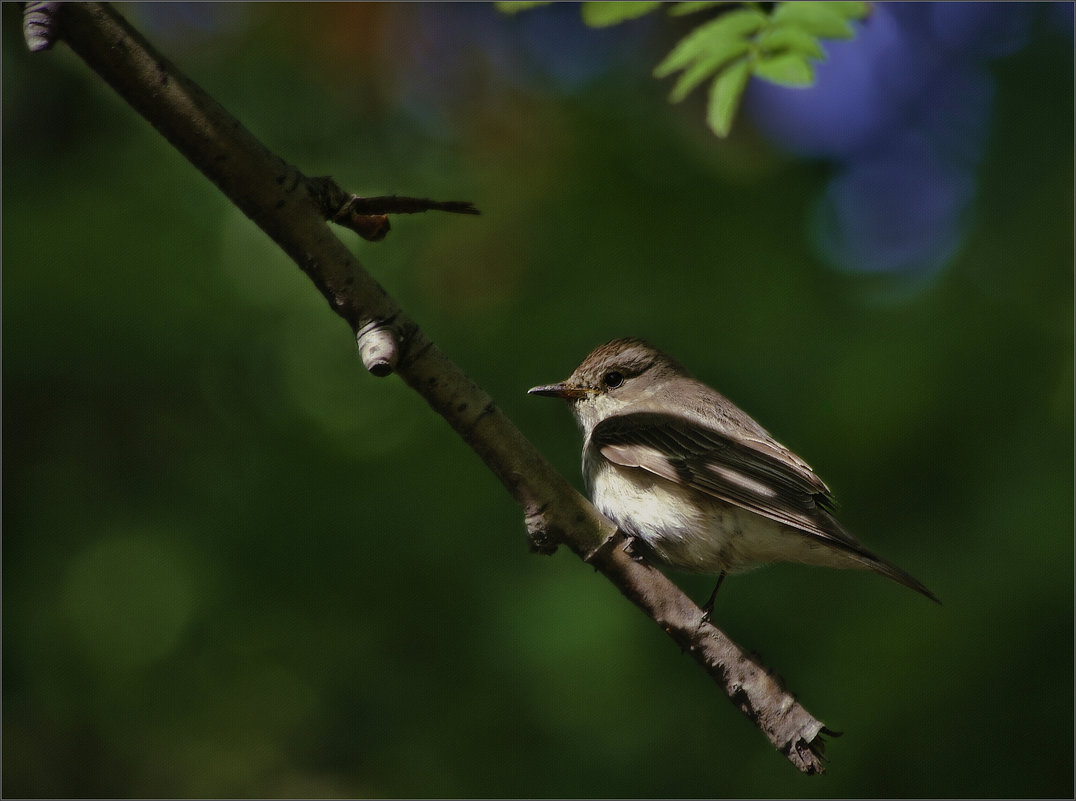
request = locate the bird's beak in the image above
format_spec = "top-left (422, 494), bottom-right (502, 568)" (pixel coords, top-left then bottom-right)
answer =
top-left (527, 381), bottom-right (592, 399)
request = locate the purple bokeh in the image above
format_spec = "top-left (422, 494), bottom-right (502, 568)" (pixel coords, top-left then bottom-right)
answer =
top-left (746, 2), bottom-right (1044, 278)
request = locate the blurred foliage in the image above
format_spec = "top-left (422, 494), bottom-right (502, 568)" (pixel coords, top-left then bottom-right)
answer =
top-left (2, 2), bottom-right (1073, 798)
top-left (499, 0), bottom-right (870, 135)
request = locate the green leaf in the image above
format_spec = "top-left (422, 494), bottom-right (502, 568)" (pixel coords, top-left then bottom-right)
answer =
top-left (770, 1), bottom-right (856, 39)
top-left (756, 26), bottom-right (826, 61)
top-left (494, 1), bottom-right (552, 13)
top-left (753, 51), bottom-right (815, 86)
top-left (668, 1), bottom-right (727, 16)
top-left (813, 1), bottom-right (871, 19)
top-left (654, 8), bottom-right (767, 77)
top-left (706, 57), bottom-right (751, 137)
top-left (667, 40), bottom-right (751, 102)
top-left (580, 1), bottom-right (662, 27)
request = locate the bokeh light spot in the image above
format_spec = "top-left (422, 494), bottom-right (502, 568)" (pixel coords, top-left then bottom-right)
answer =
top-left (63, 530), bottom-right (197, 672)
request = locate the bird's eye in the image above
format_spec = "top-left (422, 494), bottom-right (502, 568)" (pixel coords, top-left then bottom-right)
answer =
top-left (603, 371), bottom-right (624, 389)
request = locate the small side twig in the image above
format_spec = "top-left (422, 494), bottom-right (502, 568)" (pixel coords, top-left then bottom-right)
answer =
top-left (344, 195), bottom-right (480, 216)
top-left (306, 175), bottom-right (479, 242)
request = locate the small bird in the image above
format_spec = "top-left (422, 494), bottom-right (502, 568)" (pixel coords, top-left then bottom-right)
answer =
top-left (529, 337), bottom-right (938, 610)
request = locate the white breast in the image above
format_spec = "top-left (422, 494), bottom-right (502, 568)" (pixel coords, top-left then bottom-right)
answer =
top-left (583, 449), bottom-right (859, 574)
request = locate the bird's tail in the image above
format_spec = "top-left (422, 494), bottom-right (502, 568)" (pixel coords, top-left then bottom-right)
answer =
top-left (817, 514), bottom-right (940, 604)
top-left (856, 550), bottom-right (941, 604)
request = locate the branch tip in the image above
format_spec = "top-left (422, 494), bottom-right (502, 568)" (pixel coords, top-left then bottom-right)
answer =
top-left (23, 1), bottom-right (61, 52)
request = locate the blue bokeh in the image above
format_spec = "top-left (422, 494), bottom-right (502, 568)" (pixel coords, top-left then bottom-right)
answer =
top-left (515, 2), bottom-right (653, 91)
top-left (384, 3), bottom-right (650, 137)
top-left (746, 2), bottom-right (1046, 278)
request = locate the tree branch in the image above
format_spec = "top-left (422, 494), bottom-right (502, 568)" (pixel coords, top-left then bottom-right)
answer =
top-left (41, 2), bottom-right (832, 774)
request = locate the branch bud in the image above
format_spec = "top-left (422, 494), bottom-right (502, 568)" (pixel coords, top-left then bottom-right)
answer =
top-left (356, 322), bottom-right (398, 377)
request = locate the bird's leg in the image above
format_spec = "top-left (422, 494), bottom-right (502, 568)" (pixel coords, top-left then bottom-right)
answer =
top-left (700, 571), bottom-right (727, 622)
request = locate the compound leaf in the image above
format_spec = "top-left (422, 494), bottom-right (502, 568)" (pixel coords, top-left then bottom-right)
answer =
top-left (654, 8), bottom-right (767, 77)
top-left (770, 1), bottom-right (856, 39)
top-left (581, 1), bottom-right (663, 27)
top-left (495, 1), bottom-right (553, 14)
top-left (668, 1), bottom-right (728, 16)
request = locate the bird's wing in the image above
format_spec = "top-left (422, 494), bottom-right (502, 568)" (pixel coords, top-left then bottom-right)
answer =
top-left (590, 411), bottom-right (863, 550)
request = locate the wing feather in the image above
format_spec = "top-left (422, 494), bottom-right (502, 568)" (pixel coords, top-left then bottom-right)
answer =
top-left (591, 411), bottom-right (861, 550)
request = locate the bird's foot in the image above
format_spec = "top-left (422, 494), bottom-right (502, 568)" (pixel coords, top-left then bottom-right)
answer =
top-left (621, 534), bottom-right (647, 563)
top-left (698, 571), bottom-right (727, 625)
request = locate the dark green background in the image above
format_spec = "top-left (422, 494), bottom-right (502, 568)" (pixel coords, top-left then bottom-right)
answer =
top-left (3, 4), bottom-right (1072, 797)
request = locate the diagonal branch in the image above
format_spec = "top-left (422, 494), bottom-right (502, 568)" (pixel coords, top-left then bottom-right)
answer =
top-left (41, 2), bottom-right (832, 774)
